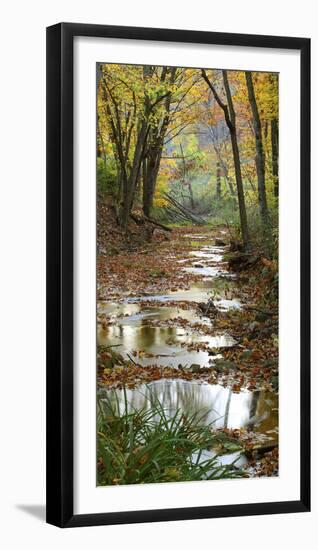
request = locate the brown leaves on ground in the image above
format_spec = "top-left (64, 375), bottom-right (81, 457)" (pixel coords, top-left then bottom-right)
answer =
top-left (246, 447), bottom-right (279, 477)
top-left (216, 427), bottom-right (278, 477)
top-left (97, 213), bottom-right (221, 301)
top-left (97, 219), bottom-right (278, 393)
top-left (98, 361), bottom-right (218, 390)
top-left (210, 302), bottom-right (278, 391)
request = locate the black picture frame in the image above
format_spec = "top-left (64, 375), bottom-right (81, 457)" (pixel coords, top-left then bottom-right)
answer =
top-left (46, 22), bottom-right (311, 528)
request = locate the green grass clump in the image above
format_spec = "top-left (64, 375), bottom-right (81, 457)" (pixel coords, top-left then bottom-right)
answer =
top-left (97, 389), bottom-right (244, 486)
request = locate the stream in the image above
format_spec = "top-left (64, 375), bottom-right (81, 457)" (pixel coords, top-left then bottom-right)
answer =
top-left (98, 231), bottom-right (278, 467)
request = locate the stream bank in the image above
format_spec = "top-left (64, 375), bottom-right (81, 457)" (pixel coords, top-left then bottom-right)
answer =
top-left (97, 225), bottom-right (279, 478)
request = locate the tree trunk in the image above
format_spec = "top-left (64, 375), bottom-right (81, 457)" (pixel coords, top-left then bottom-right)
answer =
top-left (271, 118), bottom-right (279, 200)
top-left (143, 142), bottom-right (162, 217)
top-left (229, 129), bottom-right (250, 247)
top-left (222, 70), bottom-right (249, 248)
top-left (119, 65), bottom-right (155, 228)
top-left (216, 161), bottom-right (221, 201)
top-left (142, 67), bottom-right (177, 217)
top-left (142, 158), bottom-right (149, 215)
top-left (120, 118), bottom-right (149, 229)
top-left (245, 71), bottom-right (269, 230)
top-left (226, 176), bottom-right (235, 197)
top-left (201, 68), bottom-right (249, 247)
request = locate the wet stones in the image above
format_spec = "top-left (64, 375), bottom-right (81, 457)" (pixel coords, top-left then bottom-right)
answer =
top-left (189, 364), bottom-right (201, 373)
top-left (198, 298), bottom-right (218, 316)
top-left (213, 359), bottom-right (237, 372)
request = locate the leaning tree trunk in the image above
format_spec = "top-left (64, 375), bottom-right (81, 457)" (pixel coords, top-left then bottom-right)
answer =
top-left (245, 71), bottom-right (269, 230)
top-left (222, 71), bottom-right (249, 248)
top-left (229, 128), bottom-right (250, 248)
top-left (202, 68), bottom-right (249, 247)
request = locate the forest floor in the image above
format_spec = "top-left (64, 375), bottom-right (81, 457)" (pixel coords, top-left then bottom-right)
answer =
top-left (97, 202), bottom-right (279, 478)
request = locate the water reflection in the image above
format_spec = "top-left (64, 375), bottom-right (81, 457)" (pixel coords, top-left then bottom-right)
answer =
top-left (124, 280), bottom-right (239, 308)
top-left (99, 304), bottom-right (212, 327)
top-left (182, 234), bottom-right (212, 239)
top-left (100, 379), bottom-right (278, 439)
top-left (98, 302), bottom-right (140, 316)
top-left (183, 266), bottom-right (222, 277)
top-left (189, 250), bottom-right (223, 261)
top-left (98, 324), bottom-right (236, 367)
top-left (125, 285), bottom-right (212, 303)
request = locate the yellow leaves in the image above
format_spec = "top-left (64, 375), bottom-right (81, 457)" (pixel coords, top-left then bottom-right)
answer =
top-left (153, 197), bottom-right (168, 208)
top-left (153, 174), bottom-right (169, 207)
top-left (103, 368), bottom-right (112, 376)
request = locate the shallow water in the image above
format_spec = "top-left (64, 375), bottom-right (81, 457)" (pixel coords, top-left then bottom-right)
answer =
top-left (99, 303), bottom-right (212, 326)
top-left (98, 231), bottom-right (278, 458)
top-left (189, 250), bottom-right (223, 261)
top-left (125, 277), bottom-right (239, 305)
top-left (183, 266), bottom-right (223, 277)
top-left (99, 239), bottom-right (241, 368)
top-left (100, 379), bottom-right (278, 440)
top-left (182, 234), bottom-right (213, 239)
top-left (125, 286), bottom-right (212, 303)
top-left (98, 324), bottom-right (235, 367)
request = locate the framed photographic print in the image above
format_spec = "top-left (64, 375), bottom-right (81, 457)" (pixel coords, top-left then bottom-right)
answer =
top-left (46, 23), bottom-right (310, 527)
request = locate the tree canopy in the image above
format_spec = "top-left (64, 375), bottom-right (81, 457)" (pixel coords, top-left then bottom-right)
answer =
top-left (97, 63), bottom-right (278, 252)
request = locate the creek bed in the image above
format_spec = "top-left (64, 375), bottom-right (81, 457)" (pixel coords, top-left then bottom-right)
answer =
top-left (98, 231), bottom-right (278, 470)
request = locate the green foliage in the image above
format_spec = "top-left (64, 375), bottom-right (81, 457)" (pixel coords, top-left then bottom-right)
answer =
top-left (97, 390), bottom-right (244, 486)
top-left (97, 157), bottom-right (117, 194)
top-left (205, 187), bottom-right (278, 258)
top-left (246, 206), bottom-right (278, 257)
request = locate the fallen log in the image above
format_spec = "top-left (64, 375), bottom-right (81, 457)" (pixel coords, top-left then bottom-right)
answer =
top-left (167, 198), bottom-right (206, 224)
top-left (164, 206), bottom-right (187, 223)
top-left (144, 215), bottom-right (172, 232)
top-left (164, 205), bottom-right (191, 223)
top-left (163, 192), bottom-right (207, 225)
top-left (130, 212), bottom-right (172, 232)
